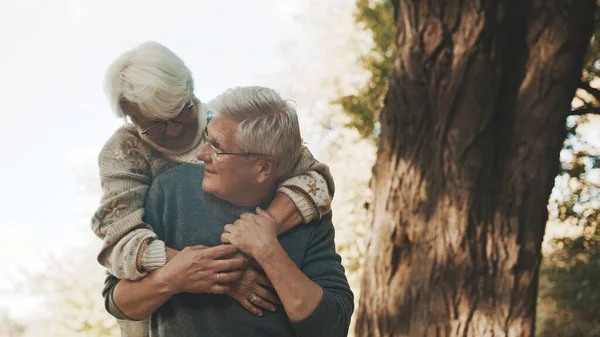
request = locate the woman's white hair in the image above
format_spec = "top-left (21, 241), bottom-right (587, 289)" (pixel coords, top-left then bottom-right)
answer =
top-left (104, 41), bottom-right (195, 120)
top-left (209, 86), bottom-right (302, 175)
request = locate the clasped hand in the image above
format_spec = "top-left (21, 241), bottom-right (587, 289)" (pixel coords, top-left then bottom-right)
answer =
top-left (221, 207), bottom-right (280, 260)
top-left (158, 217), bottom-right (280, 316)
top-left (157, 244), bottom-right (247, 295)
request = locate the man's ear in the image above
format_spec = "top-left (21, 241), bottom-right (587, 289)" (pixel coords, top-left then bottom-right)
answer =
top-left (256, 157), bottom-right (276, 183)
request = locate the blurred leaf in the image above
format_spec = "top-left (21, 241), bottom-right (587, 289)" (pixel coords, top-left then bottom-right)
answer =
top-left (333, 0), bottom-right (395, 138)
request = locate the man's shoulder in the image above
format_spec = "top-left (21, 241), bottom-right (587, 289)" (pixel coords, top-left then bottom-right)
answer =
top-left (305, 212), bottom-right (335, 242)
top-left (309, 212), bottom-right (333, 230)
top-left (151, 164), bottom-right (205, 198)
top-left (281, 212), bottom-right (335, 251)
top-left (154, 163), bottom-right (204, 186)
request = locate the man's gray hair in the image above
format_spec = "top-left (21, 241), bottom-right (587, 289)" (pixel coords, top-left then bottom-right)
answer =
top-left (210, 86), bottom-right (302, 174)
top-left (104, 41), bottom-right (195, 119)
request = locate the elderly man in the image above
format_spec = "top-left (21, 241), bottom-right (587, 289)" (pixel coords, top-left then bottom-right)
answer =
top-left (103, 86), bottom-right (354, 337)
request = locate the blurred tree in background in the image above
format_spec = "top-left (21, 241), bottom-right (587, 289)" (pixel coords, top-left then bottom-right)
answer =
top-left (334, 0), bottom-right (395, 138)
top-left (0, 313), bottom-right (26, 336)
top-left (537, 113), bottom-right (600, 336)
top-left (14, 248), bottom-right (119, 337)
top-left (338, 0), bottom-right (600, 336)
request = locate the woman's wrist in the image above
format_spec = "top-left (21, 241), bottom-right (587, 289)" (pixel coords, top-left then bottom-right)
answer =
top-left (267, 193), bottom-right (303, 234)
top-left (152, 266), bottom-right (179, 296)
top-left (165, 247), bottom-right (180, 263)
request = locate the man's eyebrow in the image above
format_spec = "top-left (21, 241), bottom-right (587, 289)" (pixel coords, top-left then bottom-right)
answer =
top-left (206, 129), bottom-right (223, 149)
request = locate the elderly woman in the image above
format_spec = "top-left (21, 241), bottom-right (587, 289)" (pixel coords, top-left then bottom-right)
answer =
top-left (93, 42), bottom-right (334, 336)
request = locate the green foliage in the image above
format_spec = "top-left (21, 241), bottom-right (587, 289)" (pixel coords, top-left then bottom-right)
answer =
top-left (333, 0), bottom-right (395, 138)
top-left (538, 115), bottom-right (600, 337)
top-left (541, 229), bottom-right (600, 322)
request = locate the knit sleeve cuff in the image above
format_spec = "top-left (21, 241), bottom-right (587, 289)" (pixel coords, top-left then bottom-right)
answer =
top-left (278, 171), bottom-right (332, 223)
top-left (278, 185), bottom-right (319, 223)
top-left (141, 239), bottom-right (166, 271)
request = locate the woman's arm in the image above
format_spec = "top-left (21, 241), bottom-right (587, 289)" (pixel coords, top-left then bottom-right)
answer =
top-left (262, 146), bottom-right (335, 235)
top-left (109, 245), bottom-right (246, 320)
top-left (111, 269), bottom-right (173, 320)
top-left (92, 127), bottom-right (166, 280)
top-left (265, 192), bottom-right (304, 234)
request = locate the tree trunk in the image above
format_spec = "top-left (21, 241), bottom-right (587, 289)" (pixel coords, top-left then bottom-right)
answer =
top-left (356, 1), bottom-right (596, 336)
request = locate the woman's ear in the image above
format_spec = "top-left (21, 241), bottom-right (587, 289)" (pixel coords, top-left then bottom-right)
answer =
top-left (256, 157), bottom-right (276, 183)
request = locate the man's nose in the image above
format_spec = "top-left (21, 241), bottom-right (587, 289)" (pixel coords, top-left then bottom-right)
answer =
top-left (196, 142), bottom-right (212, 162)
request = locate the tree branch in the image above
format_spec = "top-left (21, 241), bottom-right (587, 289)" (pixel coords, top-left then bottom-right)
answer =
top-left (578, 80), bottom-right (600, 102)
top-left (570, 106), bottom-right (600, 116)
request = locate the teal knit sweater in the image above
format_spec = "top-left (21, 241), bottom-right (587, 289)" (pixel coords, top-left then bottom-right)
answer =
top-left (103, 164), bottom-right (353, 337)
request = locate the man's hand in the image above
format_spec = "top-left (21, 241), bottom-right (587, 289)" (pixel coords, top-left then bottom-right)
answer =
top-left (155, 244), bottom-right (247, 295)
top-left (221, 208), bottom-right (280, 259)
top-left (225, 267), bottom-right (280, 316)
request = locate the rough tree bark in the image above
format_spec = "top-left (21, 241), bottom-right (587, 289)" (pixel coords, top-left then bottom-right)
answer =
top-left (356, 1), bottom-right (596, 336)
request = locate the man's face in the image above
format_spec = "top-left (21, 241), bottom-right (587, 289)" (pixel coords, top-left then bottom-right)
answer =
top-left (196, 116), bottom-right (262, 205)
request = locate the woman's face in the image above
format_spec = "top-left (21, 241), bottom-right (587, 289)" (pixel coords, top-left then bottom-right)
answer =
top-left (127, 100), bottom-right (201, 152)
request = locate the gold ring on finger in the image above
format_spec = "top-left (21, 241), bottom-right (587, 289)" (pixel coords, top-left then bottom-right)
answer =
top-left (216, 273), bottom-right (220, 285)
top-left (250, 294), bottom-right (258, 304)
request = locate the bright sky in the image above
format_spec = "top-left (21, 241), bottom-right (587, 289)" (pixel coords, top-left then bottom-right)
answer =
top-left (0, 0), bottom-right (303, 318)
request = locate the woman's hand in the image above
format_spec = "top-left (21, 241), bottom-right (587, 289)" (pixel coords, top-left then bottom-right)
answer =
top-left (221, 208), bottom-right (280, 259)
top-left (156, 244), bottom-right (247, 295)
top-left (225, 267), bottom-right (280, 316)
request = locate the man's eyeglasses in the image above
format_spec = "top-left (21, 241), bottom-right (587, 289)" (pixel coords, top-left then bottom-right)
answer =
top-left (203, 127), bottom-right (264, 161)
top-left (134, 100), bottom-right (195, 137)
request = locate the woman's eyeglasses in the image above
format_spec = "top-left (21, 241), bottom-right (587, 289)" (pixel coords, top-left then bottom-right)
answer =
top-left (134, 100), bottom-right (195, 137)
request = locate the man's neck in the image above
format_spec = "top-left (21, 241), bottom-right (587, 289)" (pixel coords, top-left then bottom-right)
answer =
top-left (228, 179), bottom-right (279, 209)
top-left (232, 189), bottom-right (276, 209)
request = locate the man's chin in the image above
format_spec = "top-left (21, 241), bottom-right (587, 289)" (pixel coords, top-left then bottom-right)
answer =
top-left (201, 179), bottom-right (216, 193)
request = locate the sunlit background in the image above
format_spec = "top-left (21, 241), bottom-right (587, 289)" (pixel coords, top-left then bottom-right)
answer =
top-left (1, 0), bottom-right (599, 336)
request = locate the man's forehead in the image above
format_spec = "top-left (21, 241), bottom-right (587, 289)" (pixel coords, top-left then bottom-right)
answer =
top-left (207, 116), bottom-right (239, 143)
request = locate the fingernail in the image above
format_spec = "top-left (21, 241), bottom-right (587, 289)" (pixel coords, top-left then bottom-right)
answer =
top-left (270, 307), bottom-right (276, 312)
